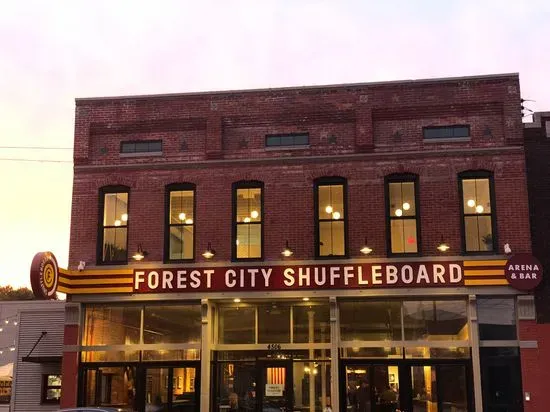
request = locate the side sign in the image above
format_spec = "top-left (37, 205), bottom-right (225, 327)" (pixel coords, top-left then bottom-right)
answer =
top-left (30, 252), bottom-right (59, 299)
top-left (505, 254), bottom-right (543, 291)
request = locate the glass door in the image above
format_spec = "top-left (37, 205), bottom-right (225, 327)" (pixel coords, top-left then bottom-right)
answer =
top-left (344, 364), bottom-right (401, 412)
top-left (258, 361), bottom-right (293, 412)
top-left (143, 366), bottom-right (199, 412)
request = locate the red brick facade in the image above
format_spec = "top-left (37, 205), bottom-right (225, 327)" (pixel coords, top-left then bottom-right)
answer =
top-left (69, 74), bottom-right (529, 268)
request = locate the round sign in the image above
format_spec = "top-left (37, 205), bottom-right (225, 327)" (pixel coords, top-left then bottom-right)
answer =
top-left (30, 252), bottom-right (59, 299)
top-left (505, 253), bottom-right (543, 291)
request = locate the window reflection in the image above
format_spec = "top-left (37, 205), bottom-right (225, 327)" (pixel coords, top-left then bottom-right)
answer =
top-left (477, 298), bottom-right (517, 340)
top-left (340, 301), bottom-right (402, 341)
top-left (258, 304), bottom-right (290, 343)
top-left (218, 306), bottom-right (255, 344)
top-left (143, 305), bottom-right (201, 344)
top-left (403, 300), bottom-right (468, 341)
top-left (83, 305), bottom-right (141, 346)
top-left (293, 304), bottom-right (330, 343)
top-left (317, 181), bottom-right (346, 257)
top-left (84, 367), bottom-right (137, 410)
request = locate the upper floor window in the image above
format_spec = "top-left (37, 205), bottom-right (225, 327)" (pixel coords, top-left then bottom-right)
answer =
top-left (315, 177), bottom-right (347, 257)
top-left (165, 183), bottom-right (195, 261)
top-left (233, 181), bottom-right (263, 260)
top-left (459, 171), bottom-right (496, 253)
top-left (423, 125), bottom-right (470, 140)
top-left (120, 140), bottom-right (162, 154)
top-left (266, 133), bottom-right (309, 147)
top-left (98, 186), bottom-right (129, 264)
top-left (386, 174), bottom-right (420, 255)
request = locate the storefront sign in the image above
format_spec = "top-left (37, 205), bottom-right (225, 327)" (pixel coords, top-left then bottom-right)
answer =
top-left (265, 384), bottom-right (284, 397)
top-left (30, 252), bottom-right (59, 300)
top-left (505, 254), bottom-right (543, 291)
top-left (134, 261), bottom-right (464, 293)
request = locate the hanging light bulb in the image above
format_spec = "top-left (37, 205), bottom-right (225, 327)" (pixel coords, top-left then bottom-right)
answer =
top-left (4, 320), bottom-right (8, 325)
top-left (9, 346), bottom-right (15, 352)
top-left (467, 199), bottom-right (476, 208)
top-left (185, 218), bottom-right (193, 224)
top-left (250, 210), bottom-right (259, 219)
top-left (13, 321), bottom-right (17, 326)
top-left (475, 205), bottom-right (484, 213)
top-left (114, 219), bottom-right (121, 227)
top-left (244, 217), bottom-right (251, 223)
top-left (121, 213), bottom-right (129, 222)
top-left (178, 212), bottom-right (186, 221)
top-left (403, 202), bottom-right (411, 211)
top-left (281, 240), bottom-right (294, 257)
top-left (325, 205), bottom-right (333, 214)
top-left (0, 327), bottom-right (3, 332)
top-left (395, 209), bottom-right (403, 217)
top-left (202, 242), bottom-right (215, 259)
top-left (332, 211), bottom-right (341, 220)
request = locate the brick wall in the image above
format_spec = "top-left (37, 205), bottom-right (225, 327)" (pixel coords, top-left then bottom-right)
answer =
top-left (67, 74), bottom-right (530, 269)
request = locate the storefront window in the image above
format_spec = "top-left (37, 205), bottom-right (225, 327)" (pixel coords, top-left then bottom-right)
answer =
top-left (340, 301), bottom-right (402, 341)
top-left (83, 305), bottom-right (141, 346)
top-left (293, 304), bottom-right (330, 343)
top-left (143, 304), bottom-right (201, 344)
top-left (258, 303), bottom-right (290, 343)
top-left (293, 361), bottom-right (331, 411)
top-left (142, 349), bottom-right (200, 362)
top-left (0, 374), bottom-right (11, 405)
top-left (233, 182), bottom-right (263, 260)
top-left (81, 351), bottom-right (140, 363)
top-left (341, 347), bottom-right (403, 359)
top-left (403, 300), bottom-right (468, 341)
top-left (386, 175), bottom-right (419, 255)
top-left (315, 178), bottom-right (347, 257)
top-left (84, 366), bottom-right (137, 410)
top-left (219, 306), bottom-right (255, 344)
top-left (166, 184), bottom-right (195, 261)
top-left (405, 347), bottom-right (470, 359)
top-left (98, 186), bottom-right (129, 264)
top-left (477, 298), bottom-right (517, 340)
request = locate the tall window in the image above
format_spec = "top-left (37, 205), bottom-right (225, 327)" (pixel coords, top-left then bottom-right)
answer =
top-left (386, 174), bottom-right (420, 255)
top-left (98, 186), bottom-right (129, 264)
top-left (315, 177), bottom-right (347, 257)
top-left (459, 171), bottom-right (496, 253)
top-left (165, 183), bottom-right (195, 261)
top-left (233, 181), bottom-right (263, 260)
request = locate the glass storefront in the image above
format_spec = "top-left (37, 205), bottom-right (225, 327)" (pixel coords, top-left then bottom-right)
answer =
top-left (75, 296), bottom-right (523, 412)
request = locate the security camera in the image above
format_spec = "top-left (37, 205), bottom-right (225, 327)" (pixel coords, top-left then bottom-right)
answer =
top-left (78, 261), bottom-right (86, 271)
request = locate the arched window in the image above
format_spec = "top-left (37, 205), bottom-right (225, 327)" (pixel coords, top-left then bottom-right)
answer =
top-left (97, 185), bottom-right (130, 264)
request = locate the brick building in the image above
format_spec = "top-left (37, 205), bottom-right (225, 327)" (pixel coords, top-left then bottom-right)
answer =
top-left (42, 73), bottom-right (543, 411)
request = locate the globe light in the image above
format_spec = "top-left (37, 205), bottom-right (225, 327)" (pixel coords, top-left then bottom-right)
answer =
top-left (121, 213), bottom-right (129, 222)
top-left (475, 205), bottom-right (484, 213)
top-left (332, 211), bottom-right (341, 220)
top-left (467, 199), bottom-right (476, 208)
top-left (178, 212), bottom-right (186, 221)
top-left (185, 218), bottom-right (193, 224)
top-left (114, 220), bottom-right (121, 227)
top-left (395, 209), bottom-right (403, 217)
top-left (244, 217), bottom-right (251, 223)
top-left (403, 202), bottom-right (411, 211)
top-left (250, 210), bottom-right (259, 219)
top-left (325, 205), bottom-right (333, 214)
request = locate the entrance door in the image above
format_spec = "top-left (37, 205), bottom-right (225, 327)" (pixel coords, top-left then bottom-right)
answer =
top-left (258, 361), bottom-right (293, 412)
top-left (344, 364), bottom-right (401, 412)
top-left (143, 366), bottom-right (199, 412)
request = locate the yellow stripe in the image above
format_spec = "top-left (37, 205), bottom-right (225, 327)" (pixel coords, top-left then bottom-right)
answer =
top-left (463, 260), bottom-right (507, 267)
top-left (61, 286), bottom-right (134, 295)
top-left (464, 270), bottom-right (504, 277)
top-left (59, 277), bottom-right (133, 286)
top-left (59, 268), bottom-right (133, 276)
top-left (465, 279), bottom-right (509, 286)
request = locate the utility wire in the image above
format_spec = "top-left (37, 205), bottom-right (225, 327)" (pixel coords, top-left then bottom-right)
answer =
top-left (0, 158), bottom-right (72, 163)
top-left (0, 146), bottom-right (72, 150)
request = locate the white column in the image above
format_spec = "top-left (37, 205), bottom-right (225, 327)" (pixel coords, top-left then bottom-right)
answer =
top-left (329, 297), bottom-right (340, 412)
top-left (469, 295), bottom-right (483, 412)
top-left (200, 299), bottom-right (212, 412)
top-left (308, 310), bottom-right (316, 412)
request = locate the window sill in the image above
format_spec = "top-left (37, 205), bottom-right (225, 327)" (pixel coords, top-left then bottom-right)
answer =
top-left (264, 145), bottom-right (310, 151)
top-left (423, 137), bottom-right (471, 144)
top-left (120, 151), bottom-right (163, 158)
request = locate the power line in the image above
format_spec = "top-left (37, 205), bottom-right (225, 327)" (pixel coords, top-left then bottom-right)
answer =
top-left (0, 158), bottom-right (72, 163)
top-left (0, 146), bottom-right (72, 150)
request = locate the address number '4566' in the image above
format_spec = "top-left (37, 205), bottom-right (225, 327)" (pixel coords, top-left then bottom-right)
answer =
top-left (267, 344), bottom-right (282, 350)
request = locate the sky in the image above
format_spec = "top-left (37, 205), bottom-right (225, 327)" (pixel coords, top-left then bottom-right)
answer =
top-left (0, 0), bottom-right (549, 288)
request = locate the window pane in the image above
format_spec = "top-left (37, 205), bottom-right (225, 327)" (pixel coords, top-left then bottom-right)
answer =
top-left (340, 301), bottom-right (402, 341)
top-left (236, 188), bottom-right (262, 222)
top-left (293, 361), bottom-right (331, 411)
top-left (403, 300), bottom-right (468, 341)
top-left (103, 193), bottom-right (128, 226)
top-left (439, 365), bottom-right (468, 412)
top-left (411, 366), bottom-right (438, 410)
top-left (215, 362), bottom-right (256, 411)
top-left (46, 388), bottom-right (61, 401)
top-left (169, 226), bottom-right (193, 260)
top-left (121, 142), bottom-right (135, 153)
top-left (258, 304), bottom-right (290, 343)
top-left (219, 307), bottom-right (255, 344)
top-left (84, 367), bottom-right (136, 409)
top-left (103, 227), bottom-right (127, 262)
top-left (318, 184), bottom-right (344, 219)
top-left (391, 220), bottom-right (417, 254)
top-left (135, 141), bottom-right (149, 152)
top-left (83, 305), bottom-right (141, 345)
top-left (478, 298), bottom-right (517, 340)
top-left (405, 347), bottom-right (470, 359)
top-left (47, 375), bottom-right (62, 386)
top-left (465, 216), bottom-right (493, 252)
top-left (149, 140), bottom-right (162, 152)
top-left (143, 305), bottom-right (201, 344)
top-left (236, 224), bottom-right (262, 259)
top-left (266, 135), bottom-right (281, 146)
top-left (142, 349), bottom-right (200, 361)
top-left (293, 303), bottom-right (330, 343)
top-left (294, 134), bottom-right (309, 145)
top-left (462, 178), bottom-right (491, 214)
top-left (170, 190), bottom-right (194, 223)
top-left (281, 134), bottom-right (294, 146)
top-left (319, 221), bottom-right (345, 256)
top-left (389, 182), bottom-right (415, 217)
